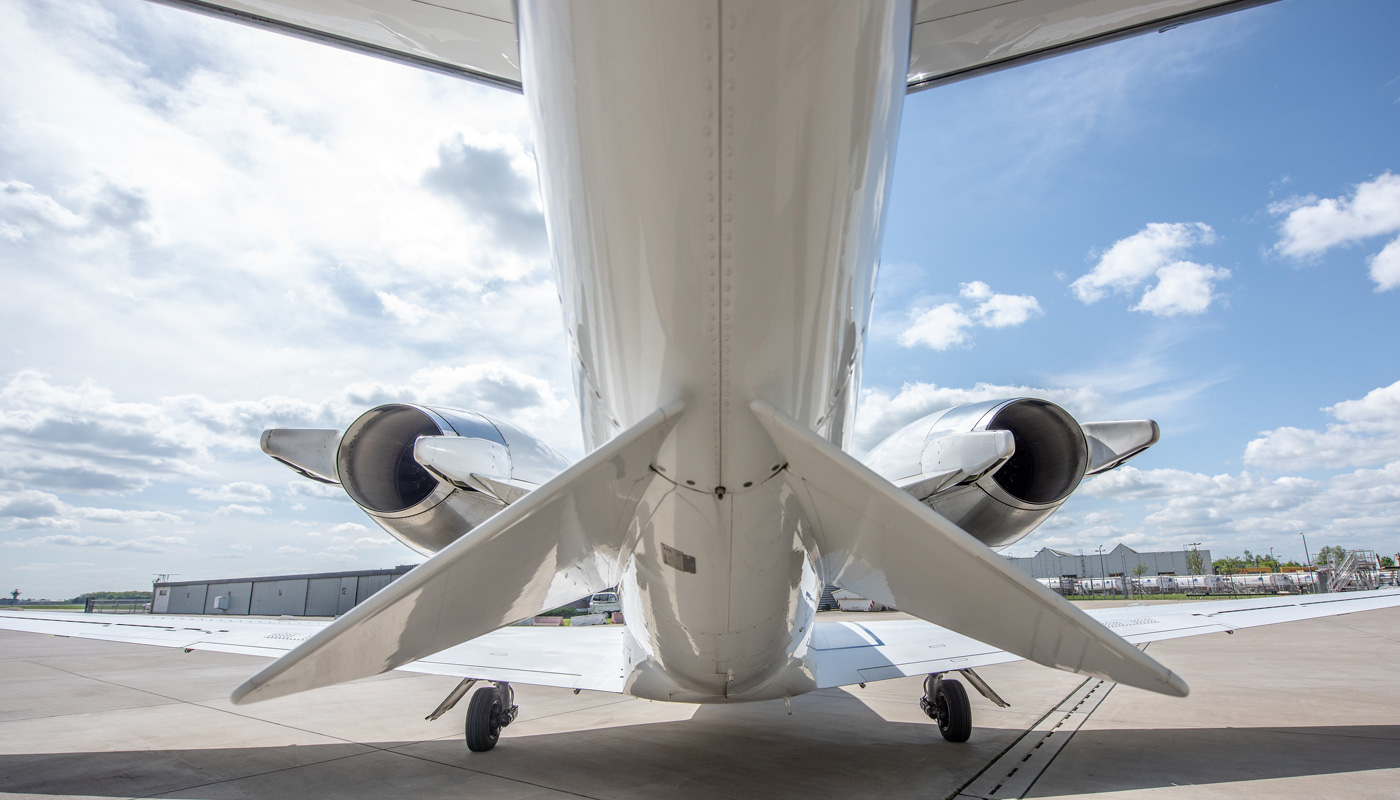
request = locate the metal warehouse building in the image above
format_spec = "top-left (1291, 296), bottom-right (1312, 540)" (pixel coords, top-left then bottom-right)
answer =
top-left (1004, 544), bottom-right (1212, 579)
top-left (152, 565), bottom-right (416, 617)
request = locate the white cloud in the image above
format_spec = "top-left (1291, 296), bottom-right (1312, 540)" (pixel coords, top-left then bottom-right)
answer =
top-left (1272, 173), bottom-right (1400, 292)
top-left (1367, 236), bottom-right (1400, 291)
top-left (854, 381), bottom-right (1102, 454)
top-left (1273, 172), bottom-right (1400, 256)
top-left (287, 481), bottom-right (346, 500)
top-left (972, 291), bottom-right (1042, 328)
top-left (0, 365), bottom-right (576, 504)
top-left (3, 532), bottom-right (187, 552)
top-left (375, 290), bottom-right (431, 326)
top-left (897, 282), bottom-right (1041, 350)
top-left (1054, 380), bottom-right (1400, 552)
top-left (1076, 458), bottom-right (1400, 547)
top-left (190, 481), bottom-right (271, 503)
top-left (0, 0), bottom-right (584, 599)
top-left (0, 487), bottom-right (182, 530)
top-left (1070, 223), bottom-right (1227, 316)
top-left (330, 522), bottom-right (369, 534)
top-left (1132, 260), bottom-right (1231, 317)
top-left (0, 181), bottom-right (86, 238)
top-left (215, 504), bottom-right (268, 516)
top-left (1244, 380), bottom-right (1400, 471)
top-left (898, 303), bottom-right (974, 350)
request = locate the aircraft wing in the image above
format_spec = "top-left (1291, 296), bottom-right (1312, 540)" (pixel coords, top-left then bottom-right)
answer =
top-left (0, 610), bottom-right (627, 692)
top-left (150, 0), bottom-right (523, 90)
top-left (150, 0), bottom-right (1274, 93)
top-left (906, 0), bottom-right (1276, 91)
top-left (810, 588), bottom-right (1400, 689)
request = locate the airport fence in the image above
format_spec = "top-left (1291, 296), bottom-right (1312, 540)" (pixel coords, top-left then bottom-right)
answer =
top-left (83, 598), bottom-right (151, 614)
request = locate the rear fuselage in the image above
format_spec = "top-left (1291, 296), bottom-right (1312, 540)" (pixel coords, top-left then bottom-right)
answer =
top-left (518, 0), bottom-right (911, 701)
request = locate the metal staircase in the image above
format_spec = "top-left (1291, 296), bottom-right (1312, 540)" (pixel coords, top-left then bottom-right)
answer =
top-left (1328, 549), bottom-right (1381, 591)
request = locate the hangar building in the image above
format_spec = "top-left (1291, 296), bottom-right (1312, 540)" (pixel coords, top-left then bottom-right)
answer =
top-left (152, 565), bottom-right (416, 617)
top-left (1004, 544), bottom-right (1212, 579)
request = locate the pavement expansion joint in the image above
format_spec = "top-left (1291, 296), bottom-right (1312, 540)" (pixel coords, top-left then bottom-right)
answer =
top-left (951, 677), bottom-right (1116, 800)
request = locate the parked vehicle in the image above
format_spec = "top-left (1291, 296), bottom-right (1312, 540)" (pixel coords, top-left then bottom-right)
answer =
top-left (587, 592), bottom-right (621, 615)
top-left (832, 588), bottom-right (885, 612)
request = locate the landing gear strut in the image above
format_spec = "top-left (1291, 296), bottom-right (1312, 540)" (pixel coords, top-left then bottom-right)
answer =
top-left (921, 673), bottom-right (972, 742)
top-left (465, 681), bottom-right (519, 752)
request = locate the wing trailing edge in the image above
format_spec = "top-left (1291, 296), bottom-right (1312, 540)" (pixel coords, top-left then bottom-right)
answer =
top-left (751, 399), bottom-right (1189, 698)
top-left (148, 1), bottom-right (1273, 95)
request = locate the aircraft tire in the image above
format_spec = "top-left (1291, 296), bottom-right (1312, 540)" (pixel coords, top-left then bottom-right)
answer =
top-left (934, 679), bottom-right (972, 743)
top-left (465, 687), bottom-right (503, 751)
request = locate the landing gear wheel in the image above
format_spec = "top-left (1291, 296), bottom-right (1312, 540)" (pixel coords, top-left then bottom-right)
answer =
top-left (922, 676), bottom-right (972, 743)
top-left (465, 687), bottom-right (505, 752)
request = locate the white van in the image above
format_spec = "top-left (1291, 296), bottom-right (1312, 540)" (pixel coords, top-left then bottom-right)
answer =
top-left (588, 592), bottom-right (621, 615)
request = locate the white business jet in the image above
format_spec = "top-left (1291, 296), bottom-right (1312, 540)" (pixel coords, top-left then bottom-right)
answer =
top-left (5, 0), bottom-right (1399, 753)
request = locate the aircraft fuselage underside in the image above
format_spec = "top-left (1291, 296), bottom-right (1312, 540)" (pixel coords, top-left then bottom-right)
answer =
top-left (520, 0), bottom-right (910, 701)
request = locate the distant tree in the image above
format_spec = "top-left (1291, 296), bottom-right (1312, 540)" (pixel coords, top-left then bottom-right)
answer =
top-left (1381, 555), bottom-right (1396, 569)
top-left (1213, 555), bottom-right (1245, 575)
top-left (67, 590), bottom-right (153, 604)
top-left (1131, 563), bottom-right (1149, 578)
top-left (1316, 545), bottom-right (1348, 568)
top-left (1186, 549), bottom-right (1206, 575)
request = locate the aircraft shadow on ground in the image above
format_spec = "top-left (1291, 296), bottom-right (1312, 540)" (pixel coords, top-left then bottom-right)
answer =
top-left (4, 706), bottom-right (1400, 799)
top-left (1023, 723), bottom-right (1400, 796)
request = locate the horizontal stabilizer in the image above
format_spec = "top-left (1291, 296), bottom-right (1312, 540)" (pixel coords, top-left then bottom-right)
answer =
top-left (261, 428), bottom-right (342, 484)
top-left (752, 400), bottom-right (1188, 697)
top-left (232, 402), bottom-right (684, 705)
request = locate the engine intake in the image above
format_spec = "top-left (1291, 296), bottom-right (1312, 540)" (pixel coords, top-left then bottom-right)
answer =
top-left (338, 405), bottom-right (443, 513)
top-left (265, 404), bottom-right (569, 555)
top-left (862, 398), bottom-right (1143, 549)
top-left (984, 400), bottom-right (1087, 506)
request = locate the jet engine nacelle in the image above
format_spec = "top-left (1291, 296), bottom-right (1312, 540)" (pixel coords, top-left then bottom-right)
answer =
top-left (862, 399), bottom-right (1158, 549)
top-left (262, 404), bottom-right (570, 556)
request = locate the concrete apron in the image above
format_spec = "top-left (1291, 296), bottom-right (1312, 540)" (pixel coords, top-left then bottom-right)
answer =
top-left (1, 605), bottom-right (1398, 799)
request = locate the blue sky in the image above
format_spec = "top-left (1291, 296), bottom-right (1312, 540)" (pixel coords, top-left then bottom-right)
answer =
top-left (1, 0), bottom-right (1397, 597)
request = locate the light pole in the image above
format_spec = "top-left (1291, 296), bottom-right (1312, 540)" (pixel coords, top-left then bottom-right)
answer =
top-left (1096, 545), bottom-right (1108, 598)
top-left (1299, 532), bottom-right (1311, 567)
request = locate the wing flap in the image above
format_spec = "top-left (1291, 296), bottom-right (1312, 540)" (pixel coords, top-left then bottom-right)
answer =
top-left (0, 611), bottom-right (328, 651)
top-left (811, 589), bottom-right (1400, 688)
top-left (907, 0), bottom-right (1276, 90)
top-left (0, 610), bottom-right (627, 692)
top-left (151, 0), bottom-right (522, 90)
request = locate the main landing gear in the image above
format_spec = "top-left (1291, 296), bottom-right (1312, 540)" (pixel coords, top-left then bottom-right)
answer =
top-left (922, 674), bottom-right (972, 742)
top-left (920, 668), bottom-right (1010, 743)
top-left (423, 677), bottom-right (520, 752)
top-left (465, 681), bottom-right (519, 751)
